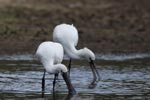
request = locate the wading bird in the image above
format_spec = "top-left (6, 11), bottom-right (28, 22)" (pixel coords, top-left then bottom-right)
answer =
top-left (36, 41), bottom-right (76, 94)
top-left (53, 24), bottom-right (100, 83)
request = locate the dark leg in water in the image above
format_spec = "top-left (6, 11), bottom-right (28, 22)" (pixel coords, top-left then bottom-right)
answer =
top-left (53, 73), bottom-right (58, 92)
top-left (42, 69), bottom-right (46, 97)
top-left (52, 74), bottom-right (58, 100)
top-left (68, 59), bottom-right (72, 76)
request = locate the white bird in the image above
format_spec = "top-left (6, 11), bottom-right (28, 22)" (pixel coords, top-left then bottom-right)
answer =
top-left (53, 24), bottom-right (100, 83)
top-left (36, 41), bottom-right (76, 94)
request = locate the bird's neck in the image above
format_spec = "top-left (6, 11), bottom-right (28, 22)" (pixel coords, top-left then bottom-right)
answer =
top-left (65, 45), bottom-right (84, 59)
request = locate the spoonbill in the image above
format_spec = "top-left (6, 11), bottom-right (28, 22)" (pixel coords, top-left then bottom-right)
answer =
top-left (53, 24), bottom-right (100, 83)
top-left (36, 41), bottom-right (76, 94)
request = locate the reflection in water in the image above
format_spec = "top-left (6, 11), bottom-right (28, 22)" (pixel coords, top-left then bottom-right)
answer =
top-left (88, 81), bottom-right (97, 89)
top-left (52, 92), bottom-right (75, 100)
top-left (41, 81), bottom-right (75, 100)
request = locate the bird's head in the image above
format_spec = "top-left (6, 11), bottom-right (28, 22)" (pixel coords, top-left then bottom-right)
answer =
top-left (53, 64), bottom-right (68, 74)
top-left (81, 48), bottom-right (100, 81)
top-left (79, 47), bottom-right (100, 81)
top-left (79, 47), bottom-right (95, 61)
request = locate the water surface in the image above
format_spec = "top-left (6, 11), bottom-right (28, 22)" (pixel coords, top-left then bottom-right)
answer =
top-left (0, 54), bottom-right (150, 100)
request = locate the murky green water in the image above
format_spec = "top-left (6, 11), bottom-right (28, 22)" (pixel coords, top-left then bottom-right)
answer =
top-left (0, 54), bottom-right (150, 100)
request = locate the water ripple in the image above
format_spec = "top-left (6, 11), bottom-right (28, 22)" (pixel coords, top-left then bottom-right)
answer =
top-left (0, 58), bottom-right (150, 99)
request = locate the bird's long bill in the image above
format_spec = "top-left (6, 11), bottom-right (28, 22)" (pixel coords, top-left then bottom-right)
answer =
top-left (90, 60), bottom-right (100, 80)
top-left (62, 72), bottom-right (76, 95)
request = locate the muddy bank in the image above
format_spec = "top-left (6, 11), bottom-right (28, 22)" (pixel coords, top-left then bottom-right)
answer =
top-left (0, 0), bottom-right (150, 54)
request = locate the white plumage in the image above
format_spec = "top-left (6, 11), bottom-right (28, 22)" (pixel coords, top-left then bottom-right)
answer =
top-left (53, 23), bottom-right (95, 61)
top-left (53, 23), bottom-right (100, 83)
top-left (53, 24), bottom-right (78, 47)
top-left (35, 41), bottom-right (76, 94)
top-left (36, 41), bottom-right (67, 74)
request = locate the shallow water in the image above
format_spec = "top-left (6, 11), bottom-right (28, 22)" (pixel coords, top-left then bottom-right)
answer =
top-left (0, 54), bottom-right (150, 100)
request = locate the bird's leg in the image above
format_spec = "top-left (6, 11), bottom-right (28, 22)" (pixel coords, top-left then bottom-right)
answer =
top-left (42, 69), bottom-right (46, 97)
top-left (68, 59), bottom-right (72, 77)
top-left (42, 70), bottom-right (46, 91)
top-left (53, 73), bottom-right (58, 92)
top-left (55, 73), bottom-right (61, 87)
